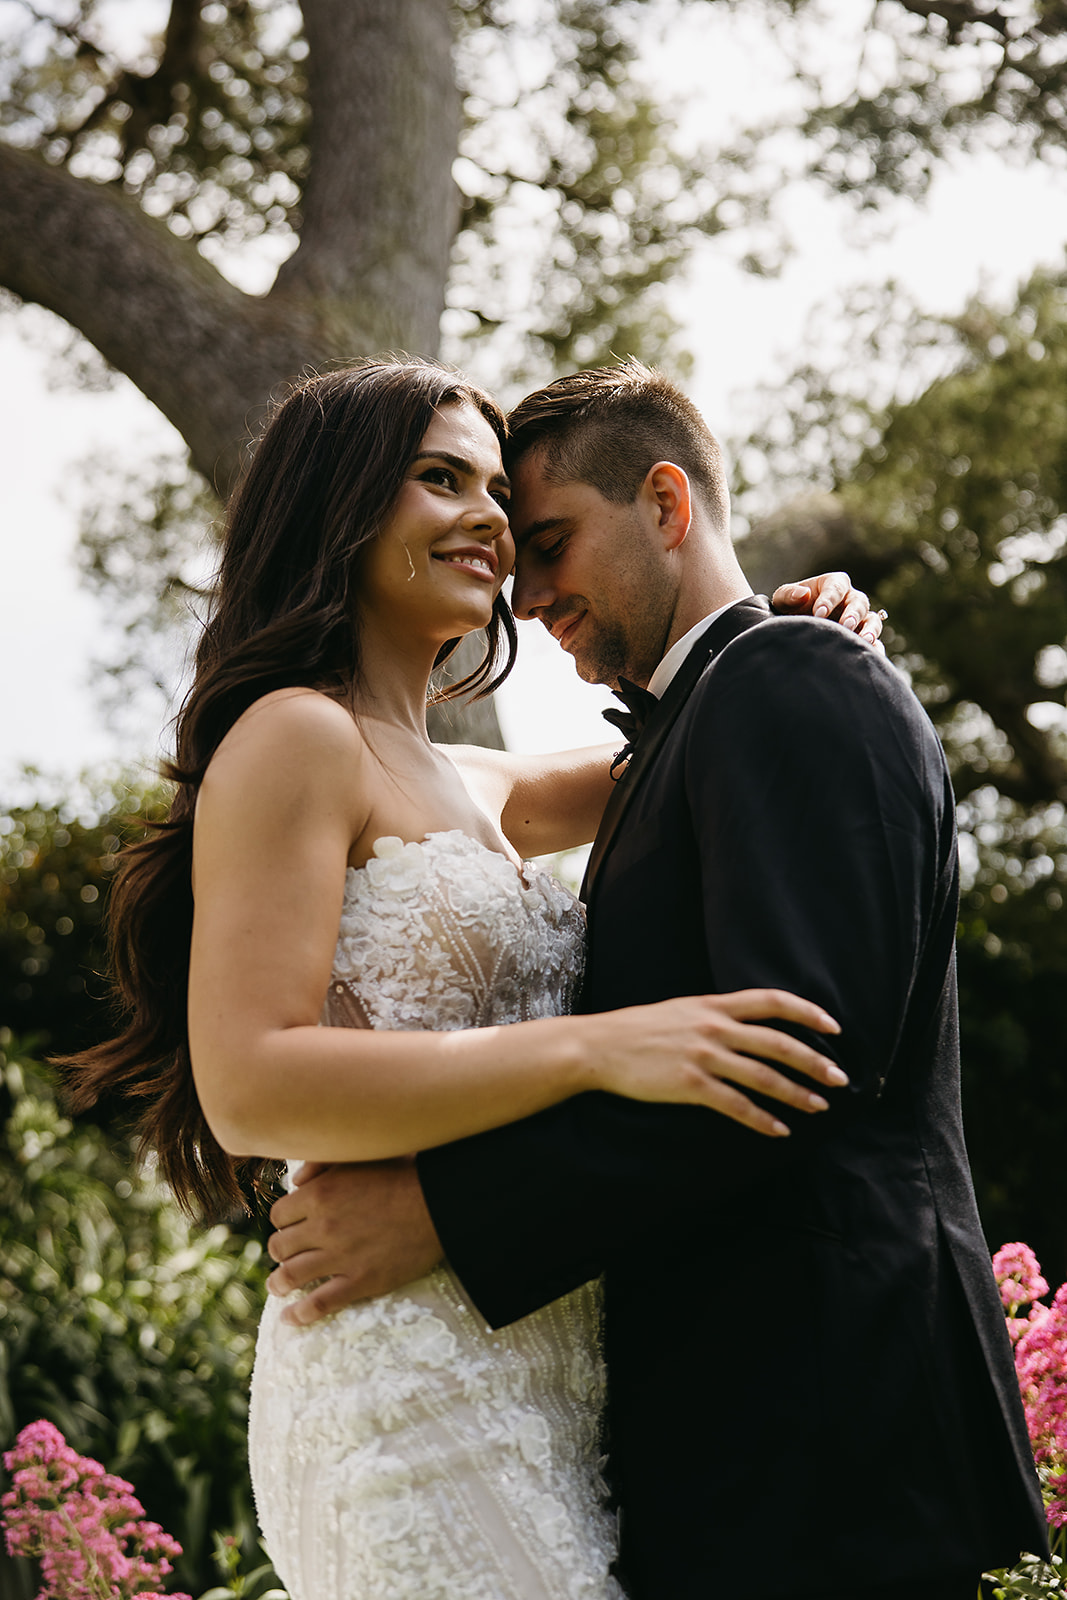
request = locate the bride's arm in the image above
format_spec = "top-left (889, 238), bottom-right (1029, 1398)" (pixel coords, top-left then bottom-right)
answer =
top-left (451, 573), bottom-right (887, 856)
top-left (188, 694), bottom-right (843, 1164)
top-left (444, 742), bottom-right (616, 857)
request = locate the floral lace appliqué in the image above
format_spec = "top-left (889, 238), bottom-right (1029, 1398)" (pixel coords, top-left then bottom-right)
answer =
top-left (249, 833), bottom-right (621, 1600)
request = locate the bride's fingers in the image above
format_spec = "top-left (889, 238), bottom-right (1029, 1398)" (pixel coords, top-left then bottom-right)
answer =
top-left (719, 1020), bottom-right (848, 1087)
top-left (835, 587), bottom-right (871, 631)
top-left (696, 1045), bottom-right (833, 1114)
top-left (808, 571), bottom-right (851, 618)
top-left (686, 1076), bottom-right (793, 1139)
top-left (667, 1048), bottom-right (832, 1128)
top-left (709, 988), bottom-right (841, 1037)
top-left (771, 572), bottom-right (851, 615)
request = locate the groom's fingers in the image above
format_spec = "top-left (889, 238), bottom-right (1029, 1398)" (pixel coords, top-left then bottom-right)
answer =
top-left (280, 1275), bottom-right (365, 1326)
top-left (267, 1220), bottom-right (313, 1266)
top-left (266, 1250), bottom-right (321, 1295)
top-left (265, 1159), bottom-right (445, 1323)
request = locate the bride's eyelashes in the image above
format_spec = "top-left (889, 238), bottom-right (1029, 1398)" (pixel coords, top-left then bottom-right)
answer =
top-left (417, 465), bottom-right (459, 491)
top-left (416, 464), bottom-right (511, 511)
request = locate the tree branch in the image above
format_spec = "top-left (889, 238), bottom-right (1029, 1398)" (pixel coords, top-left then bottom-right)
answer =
top-left (0, 5), bottom-right (465, 483)
top-left (0, 143), bottom-right (328, 487)
top-left (894, 1), bottom-right (1011, 38)
top-left (118, 0), bottom-right (203, 159)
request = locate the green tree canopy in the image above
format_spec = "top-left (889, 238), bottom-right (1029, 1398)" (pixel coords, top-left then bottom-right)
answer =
top-left (3, 0), bottom-right (1065, 733)
top-left (734, 266), bottom-right (1067, 1279)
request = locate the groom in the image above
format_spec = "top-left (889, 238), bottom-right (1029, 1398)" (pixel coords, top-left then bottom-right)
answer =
top-left (267, 364), bottom-right (1047, 1597)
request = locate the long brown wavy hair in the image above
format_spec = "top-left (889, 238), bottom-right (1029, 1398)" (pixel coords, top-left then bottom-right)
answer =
top-left (62, 357), bottom-right (516, 1219)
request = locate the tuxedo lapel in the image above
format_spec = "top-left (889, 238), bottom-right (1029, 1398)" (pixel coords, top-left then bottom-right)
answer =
top-left (581, 594), bottom-right (773, 902)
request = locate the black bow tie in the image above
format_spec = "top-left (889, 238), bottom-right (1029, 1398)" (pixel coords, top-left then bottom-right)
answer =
top-left (602, 677), bottom-right (660, 777)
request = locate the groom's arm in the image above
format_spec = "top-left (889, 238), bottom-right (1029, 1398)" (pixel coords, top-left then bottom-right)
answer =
top-left (269, 621), bottom-right (950, 1324)
top-left (415, 620), bottom-right (957, 1326)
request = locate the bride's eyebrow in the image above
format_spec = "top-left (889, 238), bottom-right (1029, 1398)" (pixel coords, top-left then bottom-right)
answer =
top-left (411, 450), bottom-right (511, 492)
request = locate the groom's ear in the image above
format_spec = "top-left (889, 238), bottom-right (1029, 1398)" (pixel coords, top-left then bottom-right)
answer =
top-left (641, 461), bottom-right (692, 551)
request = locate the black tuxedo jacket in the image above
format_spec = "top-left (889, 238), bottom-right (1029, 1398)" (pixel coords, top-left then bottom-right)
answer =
top-left (418, 598), bottom-right (1047, 1597)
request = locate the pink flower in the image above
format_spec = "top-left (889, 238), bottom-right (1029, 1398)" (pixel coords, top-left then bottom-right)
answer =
top-left (993, 1242), bottom-right (1050, 1315)
top-left (994, 1246), bottom-right (1067, 1533)
top-left (1, 1420), bottom-right (190, 1600)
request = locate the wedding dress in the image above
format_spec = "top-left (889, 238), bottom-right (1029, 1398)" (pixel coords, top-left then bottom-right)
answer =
top-left (248, 831), bottom-right (622, 1600)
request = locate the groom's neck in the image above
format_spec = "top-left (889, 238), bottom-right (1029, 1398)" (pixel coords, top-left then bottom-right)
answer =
top-left (658, 565), bottom-right (753, 664)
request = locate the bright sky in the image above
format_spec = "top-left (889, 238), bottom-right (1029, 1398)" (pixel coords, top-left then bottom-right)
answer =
top-left (1, 2), bottom-right (1065, 787)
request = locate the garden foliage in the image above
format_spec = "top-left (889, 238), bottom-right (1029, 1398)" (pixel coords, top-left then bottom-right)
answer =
top-left (0, 1036), bottom-right (272, 1597)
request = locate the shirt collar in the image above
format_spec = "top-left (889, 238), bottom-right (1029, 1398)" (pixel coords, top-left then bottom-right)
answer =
top-left (646, 599), bottom-right (741, 699)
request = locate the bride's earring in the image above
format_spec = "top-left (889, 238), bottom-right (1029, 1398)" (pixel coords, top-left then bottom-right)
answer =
top-left (401, 541), bottom-right (416, 582)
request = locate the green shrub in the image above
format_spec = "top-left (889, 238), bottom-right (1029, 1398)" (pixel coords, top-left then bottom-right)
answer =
top-left (0, 776), bottom-right (169, 1055)
top-left (0, 1037), bottom-right (275, 1596)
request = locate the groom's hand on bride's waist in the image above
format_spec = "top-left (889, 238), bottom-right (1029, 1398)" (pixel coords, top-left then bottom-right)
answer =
top-left (266, 1157), bottom-right (444, 1326)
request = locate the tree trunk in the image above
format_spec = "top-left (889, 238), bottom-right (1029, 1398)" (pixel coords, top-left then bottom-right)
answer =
top-left (276, 0), bottom-right (460, 352)
top-left (0, 0), bottom-right (503, 745)
top-left (0, 142), bottom-right (326, 490)
top-left (426, 635), bottom-right (507, 750)
top-left (0, 0), bottom-right (459, 493)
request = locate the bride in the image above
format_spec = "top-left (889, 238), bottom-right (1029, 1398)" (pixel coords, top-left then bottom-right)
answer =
top-left (68, 358), bottom-right (873, 1600)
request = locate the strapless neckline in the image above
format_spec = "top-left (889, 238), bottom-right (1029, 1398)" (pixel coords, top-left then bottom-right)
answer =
top-left (347, 829), bottom-right (546, 896)
top-left (323, 826), bottom-right (584, 1037)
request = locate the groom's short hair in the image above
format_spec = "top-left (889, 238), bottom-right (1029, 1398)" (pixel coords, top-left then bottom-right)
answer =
top-left (506, 361), bottom-right (730, 531)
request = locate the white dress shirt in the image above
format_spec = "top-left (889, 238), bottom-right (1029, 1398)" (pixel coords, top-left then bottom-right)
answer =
top-left (645, 597), bottom-right (749, 699)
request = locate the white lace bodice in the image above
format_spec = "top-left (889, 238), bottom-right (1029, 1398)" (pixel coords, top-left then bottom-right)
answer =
top-left (321, 830), bottom-right (586, 1034)
top-left (249, 831), bottom-right (620, 1600)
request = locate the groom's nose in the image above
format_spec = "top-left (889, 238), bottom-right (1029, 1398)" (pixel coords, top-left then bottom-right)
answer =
top-left (510, 556), bottom-right (555, 621)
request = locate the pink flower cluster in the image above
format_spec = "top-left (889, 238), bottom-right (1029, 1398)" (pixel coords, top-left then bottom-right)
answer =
top-left (1, 1420), bottom-right (192, 1600)
top-left (993, 1244), bottom-right (1067, 1531)
top-left (993, 1241), bottom-right (1050, 1323)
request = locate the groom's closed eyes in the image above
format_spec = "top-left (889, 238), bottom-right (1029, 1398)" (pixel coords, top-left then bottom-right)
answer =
top-left (515, 518), bottom-right (575, 563)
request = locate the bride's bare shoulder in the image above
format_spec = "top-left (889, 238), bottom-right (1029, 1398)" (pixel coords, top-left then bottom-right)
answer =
top-left (201, 688), bottom-right (369, 801)
top-left (223, 687), bottom-right (362, 753)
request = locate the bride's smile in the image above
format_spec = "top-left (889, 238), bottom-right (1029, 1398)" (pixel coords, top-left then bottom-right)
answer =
top-left (358, 400), bottom-right (515, 651)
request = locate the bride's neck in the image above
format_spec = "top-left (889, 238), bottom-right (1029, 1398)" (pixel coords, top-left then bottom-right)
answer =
top-left (344, 635), bottom-right (441, 743)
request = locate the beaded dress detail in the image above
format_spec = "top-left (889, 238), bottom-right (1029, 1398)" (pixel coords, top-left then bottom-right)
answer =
top-left (248, 832), bottom-right (620, 1600)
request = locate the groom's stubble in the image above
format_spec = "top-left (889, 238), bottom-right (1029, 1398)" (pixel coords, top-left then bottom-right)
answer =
top-left (510, 459), bottom-right (680, 691)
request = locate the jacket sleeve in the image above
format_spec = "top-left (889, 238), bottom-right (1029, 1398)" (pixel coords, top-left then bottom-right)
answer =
top-left (417, 620), bottom-right (957, 1327)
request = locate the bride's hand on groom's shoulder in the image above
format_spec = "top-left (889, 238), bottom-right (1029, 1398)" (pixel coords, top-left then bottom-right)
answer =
top-left (772, 571), bottom-right (887, 651)
top-left (266, 1157), bottom-right (443, 1325)
top-left (583, 989), bottom-right (848, 1140)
